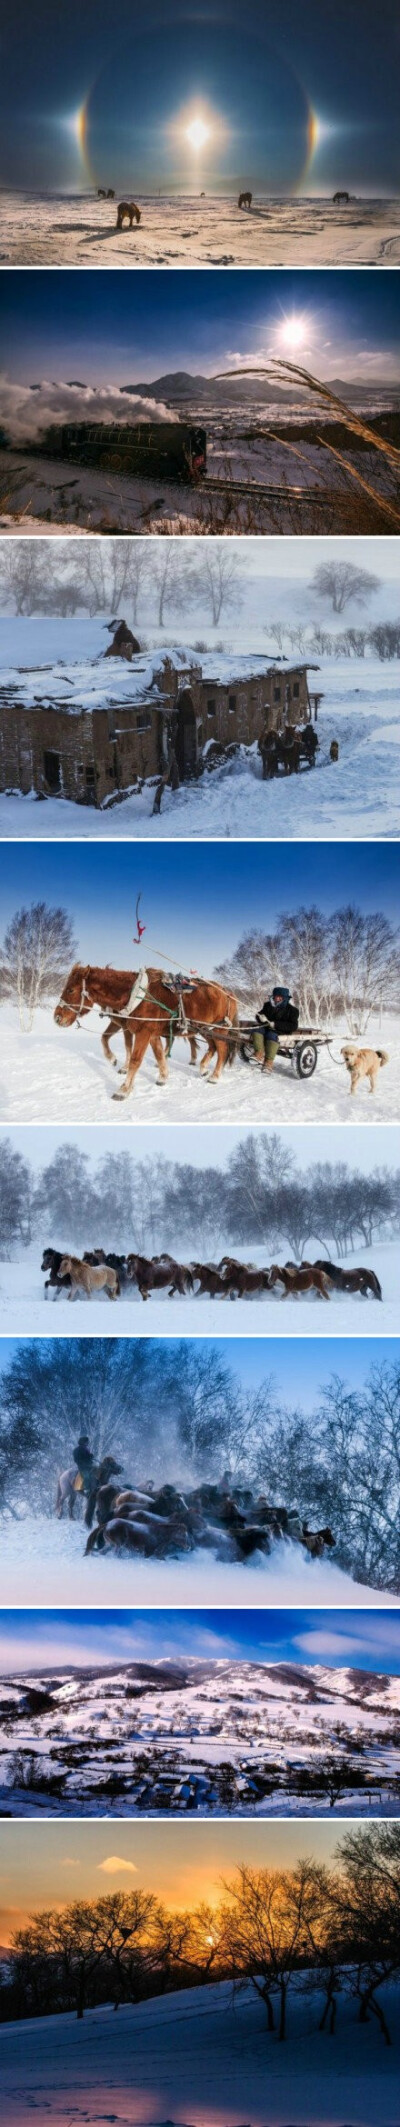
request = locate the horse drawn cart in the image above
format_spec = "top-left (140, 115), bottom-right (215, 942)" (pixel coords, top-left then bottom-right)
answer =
top-left (238, 1023), bottom-right (332, 1078)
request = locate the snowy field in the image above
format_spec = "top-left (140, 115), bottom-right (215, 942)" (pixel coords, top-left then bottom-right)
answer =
top-left (1, 190), bottom-right (400, 266)
top-left (2, 1654), bottom-right (399, 1818)
top-left (1, 1977), bottom-right (399, 2125)
top-left (0, 1515), bottom-right (396, 1610)
top-left (1, 654), bottom-right (398, 841)
top-left (0, 1003), bottom-right (396, 1128)
top-left (0, 1238), bottom-right (395, 1338)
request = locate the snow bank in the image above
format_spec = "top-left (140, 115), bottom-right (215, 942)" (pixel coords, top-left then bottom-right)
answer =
top-left (0, 1514), bottom-right (396, 1608)
top-left (0, 1002), bottom-right (397, 1127)
top-left (0, 377), bottom-right (176, 443)
top-left (0, 1239), bottom-right (396, 1339)
top-left (0, 1976), bottom-right (399, 2125)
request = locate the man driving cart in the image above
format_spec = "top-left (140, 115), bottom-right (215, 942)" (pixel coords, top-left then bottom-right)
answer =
top-left (255, 986), bottom-right (299, 1072)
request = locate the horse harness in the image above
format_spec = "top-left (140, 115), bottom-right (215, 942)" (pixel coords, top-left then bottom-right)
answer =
top-left (59, 969), bottom-right (234, 1053)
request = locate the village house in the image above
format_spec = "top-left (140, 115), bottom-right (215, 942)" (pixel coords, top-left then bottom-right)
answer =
top-left (0, 632), bottom-right (321, 808)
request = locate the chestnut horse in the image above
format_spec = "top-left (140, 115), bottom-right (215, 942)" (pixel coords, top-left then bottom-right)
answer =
top-left (54, 964), bottom-right (239, 1098)
top-left (269, 1264), bottom-right (331, 1300)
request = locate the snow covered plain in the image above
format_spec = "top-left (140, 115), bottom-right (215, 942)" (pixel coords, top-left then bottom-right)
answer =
top-left (1, 1976), bottom-right (399, 2125)
top-left (0, 1238), bottom-right (395, 1338)
top-left (0, 1516), bottom-right (396, 1611)
top-left (2, 1655), bottom-right (399, 1818)
top-left (1, 190), bottom-right (400, 266)
top-left (1, 655), bottom-right (398, 841)
top-left (0, 1003), bottom-right (397, 1127)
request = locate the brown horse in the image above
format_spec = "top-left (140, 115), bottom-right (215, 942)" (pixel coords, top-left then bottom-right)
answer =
top-left (116, 200), bottom-right (141, 228)
top-left (54, 964), bottom-right (239, 1097)
top-left (269, 1264), bottom-right (331, 1300)
top-left (126, 1252), bottom-right (193, 1299)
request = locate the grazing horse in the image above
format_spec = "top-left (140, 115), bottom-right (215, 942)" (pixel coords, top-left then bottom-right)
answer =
top-left (116, 200), bottom-right (141, 228)
top-left (54, 964), bottom-right (239, 1097)
top-left (238, 191), bottom-right (252, 209)
top-left (269, 1264), bottom-right (331, 1300)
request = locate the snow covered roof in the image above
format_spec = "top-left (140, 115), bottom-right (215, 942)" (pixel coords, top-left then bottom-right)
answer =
top-left (0, 646), bottom-right (201, 716)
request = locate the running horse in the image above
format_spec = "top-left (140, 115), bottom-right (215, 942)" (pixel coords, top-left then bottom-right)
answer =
top-left (54, 964), bottom-right (239, 1098)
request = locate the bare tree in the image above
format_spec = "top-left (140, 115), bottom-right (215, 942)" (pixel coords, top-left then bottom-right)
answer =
top-left (0, 542), bottom-right (56, 614)
top-left (310, 561), bottom-right (381, 614)
top-left (193, 545), bottom-right (242, 626)
top-left (332, 905), bottom-right (400, 1034)
top-left (0, 903), bottom-right (77, 1030)
top-left (149, 543), bottom-right (190, 627)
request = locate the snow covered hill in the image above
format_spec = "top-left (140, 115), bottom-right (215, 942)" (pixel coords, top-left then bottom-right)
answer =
top-left (1, 1655), bottom-right (399, 1816)
top-left (0, 1975), bottom-right (399, 2124)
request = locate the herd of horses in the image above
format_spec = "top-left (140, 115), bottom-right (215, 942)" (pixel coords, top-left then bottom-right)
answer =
top-left (97, 190), bottom-right (253, 225)
top-left (42, 1246), bottom-right (383, 1304)
top-left (55, 1456), bottom-right (336, 1568)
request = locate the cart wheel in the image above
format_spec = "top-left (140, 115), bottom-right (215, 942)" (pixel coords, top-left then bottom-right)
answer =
top-left (292, 1040), bottom-right (318, 1078)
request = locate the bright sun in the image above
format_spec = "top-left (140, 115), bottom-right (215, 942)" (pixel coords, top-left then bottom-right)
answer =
top-left (278, 314), bottom-right (309, 352)
top-left (186, 117), bottom-right (211, 151)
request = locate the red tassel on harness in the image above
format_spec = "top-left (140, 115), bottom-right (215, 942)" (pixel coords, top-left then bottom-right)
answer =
top-left (133, 894), bottom-right (146, 946)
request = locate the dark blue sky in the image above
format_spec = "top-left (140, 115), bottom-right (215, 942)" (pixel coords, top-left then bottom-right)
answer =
top-left (0, 841), bottom-right (398, 974)
top-left (0, 1608), bottom-right (398, 1674)
top-left (0, 269), bottom-right (399, 384)
top-left (1, 1), bottom-right (399, 192)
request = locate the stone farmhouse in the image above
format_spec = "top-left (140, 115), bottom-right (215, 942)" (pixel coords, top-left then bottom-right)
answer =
top-left (0, 632), bottom-right (322, 808)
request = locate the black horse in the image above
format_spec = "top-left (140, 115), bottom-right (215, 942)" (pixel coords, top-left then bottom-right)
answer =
top-left (41, 1247), bottom-right (71, 1297)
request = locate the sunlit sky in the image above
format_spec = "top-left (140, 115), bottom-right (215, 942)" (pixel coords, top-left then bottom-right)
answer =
top-left (1, 0), bottom-right (399, 195)
top-left (0, 842), bottom-right (398, 976)
top-left (0, 269), bottom-right (399, 386)
top-left (0, 1819), bottom-right (361, 1940)
top-left (0, 1605), bottom-right (398, 1678)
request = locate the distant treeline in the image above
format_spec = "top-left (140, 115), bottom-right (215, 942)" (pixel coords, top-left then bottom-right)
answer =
top-left (1, 1131), bottom-right (398, 1260)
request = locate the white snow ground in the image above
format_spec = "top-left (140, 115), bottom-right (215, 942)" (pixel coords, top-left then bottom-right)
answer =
top-left (1, 190), bottom-right (400, 266)
top-left (0, 1003), bottom-right (396, 1127)
top-left (0, 654), bottom-right (398, 840)
top-left (0, 1516), bottom-right (396, 1610)
top-left (0, 1977), bottom-right (399, 2125)
top-left (0, 1238), bottom-right (395, 1337)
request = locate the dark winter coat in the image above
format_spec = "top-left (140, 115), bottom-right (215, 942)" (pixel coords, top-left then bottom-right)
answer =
top-left (257, 996), bottom-right (299, 1035)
